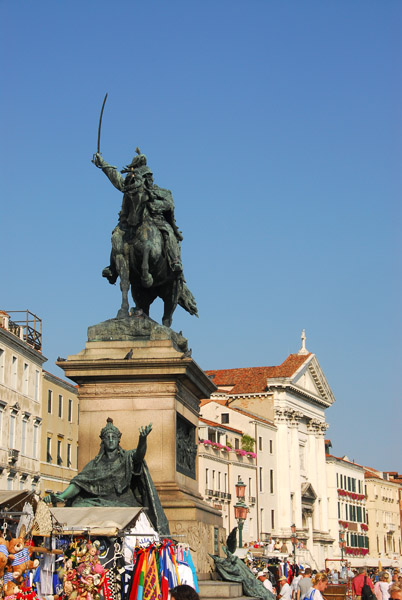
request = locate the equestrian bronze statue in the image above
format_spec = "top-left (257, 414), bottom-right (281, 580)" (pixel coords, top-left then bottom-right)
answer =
top-left (92, 148), bottom-right (198, 328)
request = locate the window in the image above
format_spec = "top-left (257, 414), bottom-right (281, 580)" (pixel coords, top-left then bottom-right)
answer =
top-left (57, 440), bottom-right (63, 465)
top-left (0, 405), bottom-right (3, 445)
top-left (12, 356), bottom-right (18, 388)
top-left (224, 473), bottom-right (227, 493)
top-left (338, 501), bottom-right (340, 518)
top-left (34, 370), bottom-right (40, 401)
top-left (23, 363), bottom-right (29, 395)
top-left (235, 438), bottom-right (240, 450)
top-left (0, 348), bottom-right (4, 383)
top-left (48, 390), bottom-right (53, 413)
top-left (9, 414), bottom-right (16, 448)
top-left (33, 422), bottom-right (39, 459)
top-left (58, 395), bottom-right (63, 418)
top-left (259, 467), bottom-right (263, 492)
top-left (221, 413), bottom-right (229, 424)
top-left (47, 437), bottom-right (52, 463)
top-left (259, 437), bottom-right (263, 451)
top-left (337, 473), bottom-right (339, 487)
top-left (68, 399), bottom-right (73, 422)
top-left (21, 417), bottom-right (28, 455)
top-left (270, 469), bottom-right (274, 493)
top-left (249, 477), bottom-right (252, 496)
top-left (269, 440), bottom-right (273, 454)
top-left (271, 509), bottom-right (275, 529)
top-left (205, 469), bottom-right (209, 487)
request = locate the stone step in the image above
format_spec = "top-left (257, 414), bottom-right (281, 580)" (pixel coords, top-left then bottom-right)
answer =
top-left (198, 580), bottom-right (242, 598)
top-left (198, 580), bottom-right (255, 599)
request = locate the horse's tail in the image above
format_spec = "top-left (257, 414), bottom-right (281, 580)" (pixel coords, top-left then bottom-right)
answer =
top-left (178, 281), bottom-right (198, 317)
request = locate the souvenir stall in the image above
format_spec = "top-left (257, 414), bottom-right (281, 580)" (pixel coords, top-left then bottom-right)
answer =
top-left (0, 502), bottom-right (198, 600)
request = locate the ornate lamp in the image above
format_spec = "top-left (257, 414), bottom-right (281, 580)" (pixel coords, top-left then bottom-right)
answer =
top-left (234, 479), bottom-right (248, 548)
top-left (235, 478), bottom-right (246, 499)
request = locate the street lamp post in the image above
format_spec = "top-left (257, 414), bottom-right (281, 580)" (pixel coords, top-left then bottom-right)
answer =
top-left (339, 524), bottom-right (346, 560)
top-left (234, 479), bottom-right (248, 549)
top-left (291, 523), bottom-right (298, 568)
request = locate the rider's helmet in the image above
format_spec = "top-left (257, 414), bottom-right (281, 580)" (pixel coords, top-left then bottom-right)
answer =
top-left (121, 148), bottom-right (148, 173)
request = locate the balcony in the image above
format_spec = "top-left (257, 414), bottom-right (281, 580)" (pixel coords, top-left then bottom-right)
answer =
top-left (205, 488), bottom-right (213, 497)
top-left (387, 523), bottom-right (396, 532)
top-left (8, 449), bottom-right (19, 464)
top-left (249, 496), bottom-right (256, 504)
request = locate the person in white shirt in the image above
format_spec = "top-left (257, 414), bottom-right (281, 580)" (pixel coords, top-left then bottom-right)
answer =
top-left (278, 576), bottom-right (292, 600)
top-left (258, 572), bottom-right (275, 594)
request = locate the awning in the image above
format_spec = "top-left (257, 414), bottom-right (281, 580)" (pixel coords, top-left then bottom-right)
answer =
top-left (49, 506), bottom-right (155, 536)
top-left (0, 490), bottom-right (37, 510)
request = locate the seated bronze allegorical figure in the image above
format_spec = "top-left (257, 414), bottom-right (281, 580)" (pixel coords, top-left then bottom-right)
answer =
top-left (43, 418), bottom-right (170, 536)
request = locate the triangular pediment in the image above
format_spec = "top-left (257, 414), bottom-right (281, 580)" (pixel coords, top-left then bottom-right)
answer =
top-left (289, 355), bottom-right (335, 407)
top-left (301, 482), bottom-right (317, 502)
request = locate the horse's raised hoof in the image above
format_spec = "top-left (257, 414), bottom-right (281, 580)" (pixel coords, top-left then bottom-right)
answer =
top-left (117, 307), bottom-right (129, 319)
top-left (141, 274), bottom-right (153, 288)
top-left (102, 266), bottom-right (118, 284)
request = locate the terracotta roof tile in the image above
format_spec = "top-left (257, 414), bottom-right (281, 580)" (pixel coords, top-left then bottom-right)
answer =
top-left (364, 470), bottom-right (382, 479)
top-left (205, 353), bottom-right (311, 394)
top-left (200, 398), bottom-right (228, 407)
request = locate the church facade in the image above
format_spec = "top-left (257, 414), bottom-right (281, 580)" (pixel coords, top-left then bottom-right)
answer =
top-left (203, 332), bottom-right (335, 567)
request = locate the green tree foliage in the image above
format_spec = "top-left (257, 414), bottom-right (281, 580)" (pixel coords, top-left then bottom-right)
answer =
top-left (241, 434), bottom-right (255, 452)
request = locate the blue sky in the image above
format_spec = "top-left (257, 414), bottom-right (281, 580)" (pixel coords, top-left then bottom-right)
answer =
top-left (1, 1), bottom-right (400, 471)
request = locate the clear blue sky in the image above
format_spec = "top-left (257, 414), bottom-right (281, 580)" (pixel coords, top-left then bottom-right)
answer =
top-left (1, 1), bottom-right (400, 471)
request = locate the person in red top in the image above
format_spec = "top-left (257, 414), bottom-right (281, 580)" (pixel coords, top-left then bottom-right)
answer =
top-left (352, 568), bottom-right (374, 600)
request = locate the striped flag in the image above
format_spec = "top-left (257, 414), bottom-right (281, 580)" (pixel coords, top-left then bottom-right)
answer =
top-left (143, 549), bottom-right (161, 600)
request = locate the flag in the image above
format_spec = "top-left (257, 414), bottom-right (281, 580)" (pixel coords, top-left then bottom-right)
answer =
top-left (136, 549), bottom-right (148, 600)
top-left (159, 545), bottom-right (169, 600)
top-left (128, 550), bottom-right (145, 600)
top-left (143, 549), bottom-right (161, 600)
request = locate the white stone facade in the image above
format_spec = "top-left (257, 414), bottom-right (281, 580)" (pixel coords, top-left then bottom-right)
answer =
top-left (203, 339), bottom-right (336, 568)
top-left (326, 454), bottom-right (368, 566)
top-left (198, 401), bottom-right (277, 544)
top-left (0, 312), bottom-right (46, 491)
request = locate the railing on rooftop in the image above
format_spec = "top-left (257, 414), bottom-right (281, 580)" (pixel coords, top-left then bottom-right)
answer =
top-left (5, 310), bottom-right (42, 351)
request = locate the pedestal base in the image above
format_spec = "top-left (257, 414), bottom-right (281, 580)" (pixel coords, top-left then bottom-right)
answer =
top-left (57, 316), bottom-right (223, 574)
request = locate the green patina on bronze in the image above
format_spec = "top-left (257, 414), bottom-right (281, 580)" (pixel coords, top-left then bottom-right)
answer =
top-left (211, 547), bottom-right (275, 600)
top-left (92, 148), bottom-right (198, 328)
top-left (44, 418), bottom-right (170, 536)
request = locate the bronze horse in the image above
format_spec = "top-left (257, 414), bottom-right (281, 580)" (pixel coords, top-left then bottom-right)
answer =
top-left (94, 152), bottom-right (197, 327)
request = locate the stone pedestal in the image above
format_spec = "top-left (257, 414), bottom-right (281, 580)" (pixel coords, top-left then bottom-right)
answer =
top-left (57, 314), bottom-right (224, 574)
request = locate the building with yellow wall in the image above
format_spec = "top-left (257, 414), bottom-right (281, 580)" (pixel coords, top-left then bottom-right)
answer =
top-left (40, 370), bottom-right (79, 494)
top-left (365, 466), bottom-right (401, 565)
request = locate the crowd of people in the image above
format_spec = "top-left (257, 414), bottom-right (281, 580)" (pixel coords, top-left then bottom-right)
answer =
top-left (243, 557), bottom-right (402, 600)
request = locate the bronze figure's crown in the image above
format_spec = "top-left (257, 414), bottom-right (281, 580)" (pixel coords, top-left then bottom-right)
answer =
top-left (100, 417), bottom-right (122, 440)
